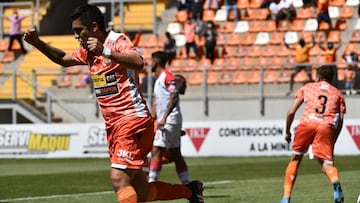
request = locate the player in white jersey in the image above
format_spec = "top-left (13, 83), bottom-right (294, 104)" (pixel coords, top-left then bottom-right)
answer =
top-left (149, 51), bottom-right (191, 184)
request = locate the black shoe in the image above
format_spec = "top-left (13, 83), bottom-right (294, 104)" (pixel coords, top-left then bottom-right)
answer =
top-left (187, 180), bottom-right (204, 203)
top-left (333, 182), bottom-right (344, 203)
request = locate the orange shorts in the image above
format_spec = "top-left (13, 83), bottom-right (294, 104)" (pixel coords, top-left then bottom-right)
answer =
top-left (106, 116), bottom-right (154, 170)
top-left (293, 121), bottom-right (336, 162)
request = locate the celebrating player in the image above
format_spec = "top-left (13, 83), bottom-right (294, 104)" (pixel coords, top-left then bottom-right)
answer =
top-left (280, 65), bottom-right (346, 203)
top-left (24, 4), bottom-right (204, 203)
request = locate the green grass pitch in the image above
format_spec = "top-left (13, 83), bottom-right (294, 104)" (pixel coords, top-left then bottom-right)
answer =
top-left (0, 156), bottom-right (359, 203)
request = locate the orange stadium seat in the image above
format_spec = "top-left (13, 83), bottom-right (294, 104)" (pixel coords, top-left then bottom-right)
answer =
top-left (188, 72), bottom-right (203, 85)
top-left (249, 21), bottom-right (262, 33)
top-left (269, 32), bottom-right (284, 44)
top-left (250, 0), bottom-right (263, 8)
top-left (227, 33), bottom-right (242, 46)
top-left (240, 57), bottom-right (255, 70)
top-left (277, 20), bottom-right (291, 32)
top-left (65, 65), bottom-right (82, 75)
top-left (263, 70), bottom-right (278, 84)
top-left (258, 57), bottom-right (269, 69)
top-left (309, 44), bottom-right (323, 56)
top-left (218, 21), bottom-right (235, 33)
top-left (216, 33), bottom-right (227, 46)
top-left (210, 58), bottom-right (226, 71)
top-left (256, 8), bottom-right (270, 20)
top-left (294, 70), bottom-right (310, 83)
top-left (225, 58), bottom-right (241, 71)
top-left (284, 57), bottom-right (296, 70)
top-left (1, 51), bottom-right (15, 63)
top-left (222, 45), bottom-right (235, 58)
top-left (334, 18), bottom-right (348, 31)
top-left (318, 21), bottom-right (331, 31)
top-left (263, 20), bottom-right (277, 32)
top-left (0, 39), bottom-right (8, 51)
top-left (248, 45), bottom-right (262, 57)
top-left (277, 70), bottom-right (291, 83)
top-left (350, 30), bottom-right (360, 43)
top-left (291, 20), bottom-right (305, 32)
top-left (330, 0), bottom-right (345, 6)
top-left (340, 6), bottom-right (353, 18)
top-left (218, 71), bottom-right (233, 85)
top-left (301, 32), bottom-right (313, 43)
top-left (144, 34), bottom-right (158, 48)
top-left (240, 33), bottom-right (255, 46)
top-left (207, 71), bottom-right (219, 85)
top-left (199, 58), bottom-right (212, 68)
top-left (74, 74), bottom-right (90, 88)
top-left (315, 31), bottom-right (327, 43)
top-left (277, 44), bottom-right (292, 57)
top-left (336, 57), bottom-right (348, 69)
top-left (337, 69), bottom-right (345, 81)
top-left (242, 9), bottom-right (256, 21)
top-left (234, 45), bottom-right (248, 58)
top-left (232, 71), bottom-right (248, 84)
top-left (170, 59), bottom-right (184, 72)
top-left (269, 56), bottom-right (283, 70)
top-left (184, 58), bottom-right (198, 72)
top-left (203, 9), bottom-right (215, 22)
top-left (297, 7), bottom-right (312, 19)
top-left (157, 34), bottom-right (166, 48)
top-left (327, 30), bottom-right (341, 43)
top-left (237, 0), bottom-right (250, 9)
top-left (263, 45), bottom-right (277, 57)
top-left (247, 70), bottom-right (261, 84)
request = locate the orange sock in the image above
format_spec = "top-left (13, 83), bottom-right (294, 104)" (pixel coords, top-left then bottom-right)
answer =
top-left (324, 166), bottom-right (339, 183)
top-left (145, 181), bottom-right (192, 201)
top-left (283, 161), bottom-right (299, 198)
top-left (116, 186), bottom-right (137, 203)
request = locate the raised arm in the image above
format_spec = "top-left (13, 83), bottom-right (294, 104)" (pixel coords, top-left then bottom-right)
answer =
top-left (24, 28), bottom-right (82, 67)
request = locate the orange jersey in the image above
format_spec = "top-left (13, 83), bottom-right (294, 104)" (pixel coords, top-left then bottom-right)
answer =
top-left (71, 31), bottom-right (150, 129)
top-left (295, 81), bottom-right (346, 128)
top-left (294, 44), bottom-right (311, 63)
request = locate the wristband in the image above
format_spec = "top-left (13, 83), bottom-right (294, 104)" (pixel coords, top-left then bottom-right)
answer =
top-left (102, 47), bottom-right (111, 58)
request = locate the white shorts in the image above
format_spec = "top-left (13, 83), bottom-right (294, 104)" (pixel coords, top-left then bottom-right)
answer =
top-left (153, 123), bottom-right (181, 149)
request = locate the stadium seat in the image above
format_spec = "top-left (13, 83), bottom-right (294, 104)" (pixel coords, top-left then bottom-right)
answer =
top-left (355, 19), bottom-right (360, 30)
top-left (247, 70), bottom-right (261, 84)
top-left (328, 6), bottom-right (340, 19)
top-left (234, 21), bottom-right (249, 33)
top-left (232, 71), bottom-right (248, 84)
top-left (291, 20), bottom-right (305, 32)
top-left (343, 43), bottom-right (358, 54)
top-left (268, 56), bottom-right (283, 70)
top-left (237, 0), bottom-right (250, 9)
top-left (254, 32), bottom-right (270, 45)
top-left (240, 57), bottom-right (255, 70)
top-left (203, 9), bottom-right (216, 21)
top-left (292, 0), bottom-right (303, 7)
top-left (57, 75), bottom-right (73, 88)
top-left (210, 58), bottom-right (226, 71)
top-left (340, 6), bottom-right (353, 19)
top-left (217, 33), bottom-right (227, 46)
top-left (303, 19), bottom-right (318, 31)
top-left (225, 58), bottom-right (241, 71)
top-left (214, 9), bottom-right (227, 22)
top-left (309, 44), bottom-right (323, 56)
top-left (284, 57), bottom-right (296, 70)
top-left (269, 32), bottom-right (284, 44)
top-left (297, 7), bottom-right (312, 19)
top-left (242, 8), bottom-right (256, 20)
top-left (218, 71), bottom-right (233, 85)
top-left (277, 20), bottom-right (291, 32)
top-left (345, 0), bottom-right (359, 6)
top-left (256, 8), bottom-right (270, 20)
top-left (285, 31), bottom-right (299, 44)
top-left (219, 21), bottom-right (235, 33)
top-left (315, 31), bottom-right (327, 43)
top-left (294, 70), bottom-right (310, 83)
top-left (207, 71), bottom-right (219, 85)
top-left (277, 44), bottom-right (292, 57)
top-left (170, 59), bottom-right (184, 72)
top-left (248, 45), bottom-right (262, 57)
top-left (263, 45), bottom-right (277, 57)
top-left (249, 21), bottom-right (263, 33)
top-left (337, 69), bottom-right (345, 81)
top-left (301, 32), bottom-right (313, 43)
top-left (222, 45), bottom-right (235, 58)
top-left (166, 22), bottom-right (182, 35)
top-left (350, 30), bottom-right (360, 43)
top-left (199, 58), bottom-right (212, 68)
top-left (277, 70), bottom-right (291, 83)
top-left (250, 0), bottom-right (263, 8)
top-left (318, 21), bottom-right (331, 31)
top-left (188, 72), bottom-right (203, 85)
top-left (263, 70), bottom-right (277, 84)
top-left (334, 18), bottom-right (348, 31)
top-left (184, 58), bottom-right (198, 72)
top-left (144, 34), bottom-right (158, 48)
top-left (314, 55), bottom-right (327, 66)
top-left (240, 33), bottom-right (255, 46)
top-left (234, 45), bottom-right (248, 58)
top-left (0, 39), bottom-right (8, 51)
top-left (330, 0), bottom-right (345, 6)
top-left (327, 30), bottom-right (341, 43)
top-left (336, 56), bottom-right (348, 69)
top-left (263, 20), bottom-right (277, 32)
top-left (227, 33), bottom-right (242, 46)
top-left (1, 51), bottom-right (15, 63)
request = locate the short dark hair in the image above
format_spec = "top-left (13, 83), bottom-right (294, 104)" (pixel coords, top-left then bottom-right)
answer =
top-left (317, 65), bottom-right (334, 82)
top-left (175, 74), bottom-right (186, 83)
top-left (71, 4), bottom-right (106, 32)
top-left (151, 51), bottom-right (167, 67)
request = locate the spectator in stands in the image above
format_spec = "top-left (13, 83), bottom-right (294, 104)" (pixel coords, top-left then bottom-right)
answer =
top-left (189, 0), bottom-right (205, 21)
top-left (177, 0), bottom-right (190, 13)
top-left (285, 37), bottom-right (315, 95)
top-left (201, 21), bottom-right (218, 64)
top-left (162, 32), bottom-right (177, 65)
top-left (269, 0), bottom-right (296, 27)
top-left (342, 51), bottom-right (360, 93)
top-left (183, 18), bottom-right (200, 60)
top-left (319, 41), bottom-right (341, 88)
top-left (316, 0), bottom-right (331, 30)
top-left (205, 0), bottom-right (219, 10)
top-left (2, 10), bottom-right (30, 54)
top-left (224, 0), bottom-right (239, 23)
top-left (344, 66), bottom-right (356, 95)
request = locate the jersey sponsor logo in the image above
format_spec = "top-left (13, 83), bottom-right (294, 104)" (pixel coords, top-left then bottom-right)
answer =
top-left (185, 128), bottom-right (210, 152)
top-left (94, 84), bottom-right (119, 97)
top-left (92, 72), bottom-right (119, 97)
top-left (346, 125), bottom-right (360, 150)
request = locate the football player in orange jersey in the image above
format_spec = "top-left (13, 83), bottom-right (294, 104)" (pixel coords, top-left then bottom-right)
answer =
top-left (24, 4), bottom-right (204, 203)
top-left (280, 65), bottom-right (346, 203)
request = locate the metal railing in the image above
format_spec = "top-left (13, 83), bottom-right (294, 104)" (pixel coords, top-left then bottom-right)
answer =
top-left (0, 69), bottom-right (86, 123)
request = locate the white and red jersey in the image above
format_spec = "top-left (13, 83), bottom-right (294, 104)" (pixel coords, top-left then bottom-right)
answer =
top-left (71, 31), bottom-right (150, 129)
top-left (153, 69), bottom-right (182, 125)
